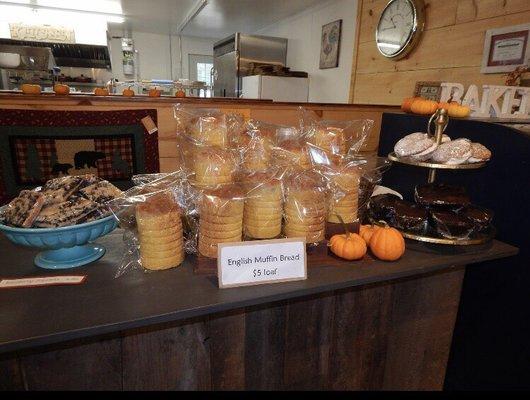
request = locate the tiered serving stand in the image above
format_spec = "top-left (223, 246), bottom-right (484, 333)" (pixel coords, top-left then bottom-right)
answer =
top-left (384, 109), bottom-right (494, 245)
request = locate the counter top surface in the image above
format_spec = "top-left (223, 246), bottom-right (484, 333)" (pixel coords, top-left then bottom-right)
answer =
top-left (0, 92), bottom-right (401, 109)
top-left (0, 230), bottom-right (517, 355)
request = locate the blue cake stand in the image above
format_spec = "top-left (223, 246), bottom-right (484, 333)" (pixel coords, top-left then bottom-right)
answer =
top-left (0, 208), bottom-right (118, 269)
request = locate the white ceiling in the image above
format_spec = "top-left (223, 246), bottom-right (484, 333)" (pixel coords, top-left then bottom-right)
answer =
top-left (109, 0), bottom-right (324, 38)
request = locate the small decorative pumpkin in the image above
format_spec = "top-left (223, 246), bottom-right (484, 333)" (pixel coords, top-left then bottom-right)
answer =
top-left (447, 102), bottom-right (470, 118)
top-left (437, 101), bottom-right (452, 110)
top-left (410, 98), bottom-right (439, 115)
top-left (369, 225), bottom-right (405, 261)
top-left (175, 89), bottom-right (186, 98)
top-left (94, 87), bottom-right (109, 96)
top-left (20, 84), bottom-right (41, 95)
top-left (329, 233), bottom-right (367, 261)
top-left (401, 97), bottom-right (419, 113)
top-left (148, 87), bottom-right (161, 97)
top-left (53, 83), bottom-right (70, 95)
top-left (359, 224), bottom-right (380, 245)
top-left (122, 87), bottom-right (135, 97)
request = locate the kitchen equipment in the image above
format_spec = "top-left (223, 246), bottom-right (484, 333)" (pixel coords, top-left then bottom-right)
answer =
top-left (242, 75), bottom-right (309, 102)
top-left (0, 39), bottom-right (111, 69)
top-left (0, 210), bottom-right (118, 269)
top-left (213, 33), bottom-right (288, 98)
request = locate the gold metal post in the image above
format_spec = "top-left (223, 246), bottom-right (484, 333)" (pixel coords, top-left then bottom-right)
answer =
top-left (427, 108), bottom-right (448, 183)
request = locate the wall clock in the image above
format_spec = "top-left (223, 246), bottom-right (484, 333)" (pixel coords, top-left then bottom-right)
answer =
top-left (375, 0), bottom-right (426, 60)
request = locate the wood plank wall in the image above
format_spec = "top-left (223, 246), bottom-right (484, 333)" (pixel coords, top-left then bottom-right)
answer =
top-left (350, 0), bottom-right (530, 105)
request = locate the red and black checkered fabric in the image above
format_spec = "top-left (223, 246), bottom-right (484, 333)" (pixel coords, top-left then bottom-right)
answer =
top-left (13, 138), bottom-right (56, 184)
top-left (94, 137), bottom-right (133, 180)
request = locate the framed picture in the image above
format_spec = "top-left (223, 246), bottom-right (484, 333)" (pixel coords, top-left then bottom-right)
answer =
top-left (413, 81), bottom-right (443, 101)
top-left (320, 19), bottom-right (342, 69)
top-left (481, 23), bottom-right (530, 74)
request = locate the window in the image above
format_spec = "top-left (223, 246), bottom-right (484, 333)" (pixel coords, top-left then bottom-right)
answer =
top-left (196, 62), bottom-right (213, 86)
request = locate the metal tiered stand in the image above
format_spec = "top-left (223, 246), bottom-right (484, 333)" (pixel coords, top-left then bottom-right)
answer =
top-left (385, 109), bottom-right (494, 245)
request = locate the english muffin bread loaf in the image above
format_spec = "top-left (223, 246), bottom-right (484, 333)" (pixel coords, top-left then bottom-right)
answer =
top-left (136, 192), bottom-right (184, 270)
top-left (198, 185), bottom-right (244, 258)
top-left (309, 126), bottom-right (347, 156)
top-left (193, 147), bottom-right (237, 186)
top-left (275, 139), bottom-right (312, 170)
top-left (327, 165), bottom-right (361, 224)
top-left (283, 175), bottom-right (327, 243)
top-left (243, 172), bottom-right (283, 239)
top-left (188, 114), bottom-right (228, 147)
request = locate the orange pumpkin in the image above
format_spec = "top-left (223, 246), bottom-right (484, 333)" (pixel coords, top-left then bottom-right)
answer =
top-left (94, 87), bottom-right (109, 96)
top-left (53, 83), bottom-right (70, 95)
top-left (401, 97), bottom-right (419, 113)
top-left (437, 101), bottom-right (452, 110)
top-left (447, 102), bottom-right (471, 118)
top-left (369, 225), bottom-right (405, 261)
top-left (329, 233), bottom-right (367, 261)
top-left (20, 84), bottom-right (41, 95)
top-left (410, 98), bottom-right (439, 115)
top-left (359, 224), bottom-right (380, 245)
top-left (175, 89), bottom-right (186, 98)
top-left (122, 87), bottom-right (135, 97)
top-left (148, 87), bottom-right (161, 97)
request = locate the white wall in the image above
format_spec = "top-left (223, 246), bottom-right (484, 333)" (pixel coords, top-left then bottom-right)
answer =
top-left (171, 35), bottom-right (215, 81)
top-left (109, 29), bottom-right (215, 82)
top-left (257, 0), bottom-right (358, 103)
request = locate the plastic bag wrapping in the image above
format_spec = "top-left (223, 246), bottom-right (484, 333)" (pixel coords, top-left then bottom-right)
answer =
top-left (281, 169), bottom-right (330, 244)
top-left (306, 151), bottom-right (391, 225)
top-left (176, 134), bottom-right (241, 187)
top-left (344, 155), bottom-right (391, 223)
top-left (132, 173), bottom-right (174, 186)
top-left (108, 171), bottom-right (193, 277)
top-left (240, 168), bottom-right (284, 240)
top-left (299, 107), bottom-right (374, 160)
top-left (272, 138), bottom-right (312, 171)
top-left (193, 183), bottom-right (246, 259)
top-left (236, 120), bottom-right (279, 172)
top-left (319, 161), bottom-right (364, 224)
top-left (173, 104), bottom-right (244, 148)
top-left (0, 174), bottom-right (122, 228)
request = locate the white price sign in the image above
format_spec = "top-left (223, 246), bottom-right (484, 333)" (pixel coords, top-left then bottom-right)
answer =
top-left (218, 238), bottom-right (307, 289)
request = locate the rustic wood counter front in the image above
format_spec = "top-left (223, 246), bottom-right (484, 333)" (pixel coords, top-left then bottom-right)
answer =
top-left (0, 231), bottom-right (517, 390)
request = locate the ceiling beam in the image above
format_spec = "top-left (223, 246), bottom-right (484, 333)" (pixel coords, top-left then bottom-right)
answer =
top-left (176, 0), bottom-right (208, 34)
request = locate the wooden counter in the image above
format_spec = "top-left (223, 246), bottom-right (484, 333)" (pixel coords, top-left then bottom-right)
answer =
top-left (0, 230), bottom-right (517, 390)
top-left (0, 93), bottom-right (399, 173)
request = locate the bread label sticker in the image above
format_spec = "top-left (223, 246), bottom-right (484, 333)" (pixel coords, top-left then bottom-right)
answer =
top-left (217, 238), bottom-right (307, 289)
top-left (141, 116), bottom-right (158, 134)
top-left (0, 275), bottom-right (86, 289)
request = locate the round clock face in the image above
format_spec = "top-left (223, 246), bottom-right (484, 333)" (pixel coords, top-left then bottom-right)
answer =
top-left (376, 0), bottom-right (417, 58)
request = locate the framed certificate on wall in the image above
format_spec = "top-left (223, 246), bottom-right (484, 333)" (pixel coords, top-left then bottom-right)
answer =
top-left (481, 23), bottom-right (530, 74)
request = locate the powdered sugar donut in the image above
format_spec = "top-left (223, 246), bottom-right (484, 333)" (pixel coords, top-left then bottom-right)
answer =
top-left (430, 138), bottom-right (472, 165)
top-left (394, 132), bottom-right (437, 158)
top-left (468, 142), bottom-right (491, 163)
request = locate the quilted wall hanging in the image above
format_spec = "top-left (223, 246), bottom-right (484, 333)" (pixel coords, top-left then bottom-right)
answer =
top-left (0, 109), bottom-right (159, 204)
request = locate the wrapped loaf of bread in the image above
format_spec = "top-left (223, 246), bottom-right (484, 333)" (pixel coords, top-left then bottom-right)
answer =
top-left (136, 191), bottom-right (184, 270)
top-left (243, 171), bottom-right (283, 239)
top-left (198, 185), bottom-right (244, 258)
top-left (282, 171), bottom-right (328, 243)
